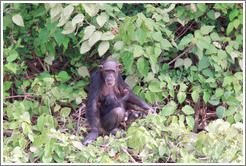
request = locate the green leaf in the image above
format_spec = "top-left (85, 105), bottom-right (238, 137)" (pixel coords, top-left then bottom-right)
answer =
top-left (158, 145), bottom-right (166, 157)
top-left (216, 106), bottom-right (226, 118)
top-left (179, 83), bottom-right (187, 91)
top-left (101, 31), bottom-right (115, 41)
top-left (114, 41), bottom-right (124, 50)
top-left (222, 76), bottom-right (232, 87)
top-left (125, 75), bottom-right (138, 89)
top-left (208, 95), bottom-right (220, 106)
top-left (203, 92), bottom-right (210, 104)
top-left (149, 81), bottom-right (162, 92)
top-left (3, 81), bottom-right (12, 91)
top-left (160, 39), bottom-right (172, 50)
top-left (133, 45), bottom-right (144, 57)
top-left (145, 91), bottom-right (155, 103)
top-left (179, 34), bottom-right (193, 46)
top-left (97, 14), bottom-right (107, 27)
top-left (174, 58), bottom-right (183, 68)
top-left (88, 31), bottom-right (102, 47)
top-left (44, 53), bottom-right (54, 65)
top-left (7, 50), bottom-right (19, 63)
top-left (202, 68), bottom-right (214, 77)
top-left (215, 88), bottom-right (224, 98)
top-left (80, 40), bottom-right (91, 54)
top-left (121, 51), bottom-right (134, 72)
top-left (60, 107), bottom-right (71, 119)
top-left (198, 56), bottom-right (210, 71)
top-left (152, 31), bottom-right (163, 42)
top-left (233, 19), bottom-right (240, 29)
top-left (12, 14), bottom-right (24, 27)
top-left (186, 116), bottom-right (195, 129)
top-left (135, 24), bottom-right (147, 45)
top-left (83, 3), bottom-right (99, 17)
top-left (57, 5), bottom-right (74, 27)
top-left (201, 25), bottom-right (215, 35)
top-left (137, 58), bottom-right (149, 77)
top-left (82, 25), bottom-right (96, 41)
top-left (98, 41), bottom-right (109, 56)
top-left (226, 22), bottom-right (234, 35)
top-left (182, 105), bottom-right (195, 115)
top-left (78, 66), bottom-right (90, 78)
top-left (183, 58), bottom-right (192, 69)
top-left (207, 10), bottom-right (215, 20)
top-left (191, 90), bottom-right (199, 103)
top-left (161, 101), bottom-right (177, 116)
top-left (229, 9), bottom-right (239, 21)
top-left (61, 21), bottom-right (75, 34)
top-left (197, 3), bottom-right (206, 12)
top-left (72, 13), bottom-right (84, 26)
top-left (58, 71), bottom-right (71, 82)
top-left (177, 92), bottom-right (186, 104)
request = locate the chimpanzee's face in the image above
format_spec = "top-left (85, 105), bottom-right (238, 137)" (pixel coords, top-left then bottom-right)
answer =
top-left (98, 60), bottom-right (122, 87)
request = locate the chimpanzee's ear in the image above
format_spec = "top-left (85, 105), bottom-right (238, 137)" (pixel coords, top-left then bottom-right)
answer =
top-left (117, 64), bottom-right (123, 70)
top-left (98, 65), bottom-right (103, 71)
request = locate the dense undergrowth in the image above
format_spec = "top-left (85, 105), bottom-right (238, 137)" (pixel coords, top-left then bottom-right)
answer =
top-left (2, 3), bottom-right (244, 163)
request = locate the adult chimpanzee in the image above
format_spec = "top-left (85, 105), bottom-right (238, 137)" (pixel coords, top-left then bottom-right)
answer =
top-left (83, 60), bottom-right (153, 145)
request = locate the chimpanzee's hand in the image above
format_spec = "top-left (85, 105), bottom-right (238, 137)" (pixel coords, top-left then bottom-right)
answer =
top-left (83, 131), bottom-right (98, 145)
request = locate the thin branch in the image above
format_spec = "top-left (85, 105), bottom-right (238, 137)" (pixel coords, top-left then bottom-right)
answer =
top-left (120, 146), bottom-right (137, 163)
top-left (168, 44), bottom-right (196, 65)
top-left (77, 104), bottom-right (86, 131)
top-left (37, 56), bottom-right (47, 72)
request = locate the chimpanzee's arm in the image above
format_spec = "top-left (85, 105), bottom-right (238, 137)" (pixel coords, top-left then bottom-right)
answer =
top-left (83, 71), bottom-right (101, 145)
top-left (127, 91), bottom-right (153, 111)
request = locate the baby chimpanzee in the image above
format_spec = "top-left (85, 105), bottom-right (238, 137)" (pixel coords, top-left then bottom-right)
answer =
top-left (104, 89), bottom-right (129, 115)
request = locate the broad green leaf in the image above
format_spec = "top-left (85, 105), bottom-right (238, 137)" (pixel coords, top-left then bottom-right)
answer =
top-left (80, 40), bottom-right (91, 54)
top-left (222, 76), bottom-right (232, 86)
top-left (60, 107), bottom-right (71, 119)
top-left (208, 95), bottom-right (220, 106)
top-left (183, 58), bottom-right (192, 69)
top-left (210, 32), bottom-right (220, 41)
top-left (149, 81), bottom-right (162, 92)
top-left (3, 81), bottom-right (12, 91)
top-left (215, 88), bottom-right (224, 98)
top-left (191, 90), bottom-right (199, 103)
top-left (177, 92), bottom-right (186, 104)
top-left (57, 5), bottom-right (74, 27)
top-left (216, 106), bottom-right (225, 118)
top-left (137, 58), bottom-right (149, 77)
top-left (97, 15), bottom-right (107, 27)
top-left (72, 141), bottom-right (83, 151)
top-left (207, 10), bottom-right (215, 20)
top-left (7, 50), bottom-right (19, 63)
top-left (229, 9), bottom-right (239, 21)
top-left (44, 53), bottom-right (54, 65)
top-left (182, 105), bottom-right (195, 115)
top-left (88, 31), bottom-right (102, 47)
top-left (203, 92), bottom-right (210, 103)
top-left (125, 75), bottom-right (138, 89)
top-left (78, 66), bottom-right (90, 78)
top-left (58, 71), bottom-right (71, 82)
top-left (114, 41), bottom-right (124, 50)
top-left (121, 51), bottom-right (134, 72)
top-left (82, 25), bottom-right (96, 41)
top-left (197, 3), bottom-right (206, 12)
top-left (161, 101), bottom-right (177, 116)
top-left (101, 31), bottom-right (115, 41)
top-left (98, 41), bottom-right (109, 56)
top-left (174, 58), bottom-right (183, 68)
top-left (186, 116), bottom-right (195, 129)
top-left (233, 19), bottom-right (240, 29)
top-left (160, 39), bottom-right (172, 50)
top-left (62, 21), bottom-right (75, 34)
top-left (135, 24), bottom-right (147, 45)
top-left (179, 34), bottom-right (193, 46)
top-left (179, 83), bottom-right (187, 91)
top-left (198, 56), bottom-right (210, 71)
top-left (83, 3), bottom-right (99, 17)
top-left (12, 14), bottom-right (24, 27)
top-left (145, 91), bottom-right (155, 103)
top-left (72, 13), bottom-right (84, 24)
top-left (133, 45), bottom-right (144, 57)
top-left (158, 145), bottom-right (166, 157)
top-left (201, 25), bottom-right (215, 35)
top-left (152, 31), bottom-right (163, 42)
top-left (226, 22), bottom-right (234, 35)
top-left (50, 4), bottom-right (63, 23)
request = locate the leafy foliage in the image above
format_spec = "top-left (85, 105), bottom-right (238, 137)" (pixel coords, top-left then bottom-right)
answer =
top-left (3, 3), bottom-right (243, 163)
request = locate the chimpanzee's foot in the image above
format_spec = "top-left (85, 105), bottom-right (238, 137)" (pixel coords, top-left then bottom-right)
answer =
top-left (83, 131), bottom-right (98, 145)
top-left (110, 128), bottom-right (126, 137)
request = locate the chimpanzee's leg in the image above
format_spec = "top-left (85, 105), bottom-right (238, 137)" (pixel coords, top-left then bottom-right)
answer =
top-left (101, 107), bottom-right (125, 135)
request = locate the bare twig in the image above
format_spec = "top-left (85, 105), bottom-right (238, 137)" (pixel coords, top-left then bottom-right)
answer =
top-left (168, 44), bottom-right (196, 65)
top-left (37, 56), bottom-right (47, 72)
top-left (120, 146), bottom-right (137, 163)
top-left (77, 104), bottom-right (86, 131)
